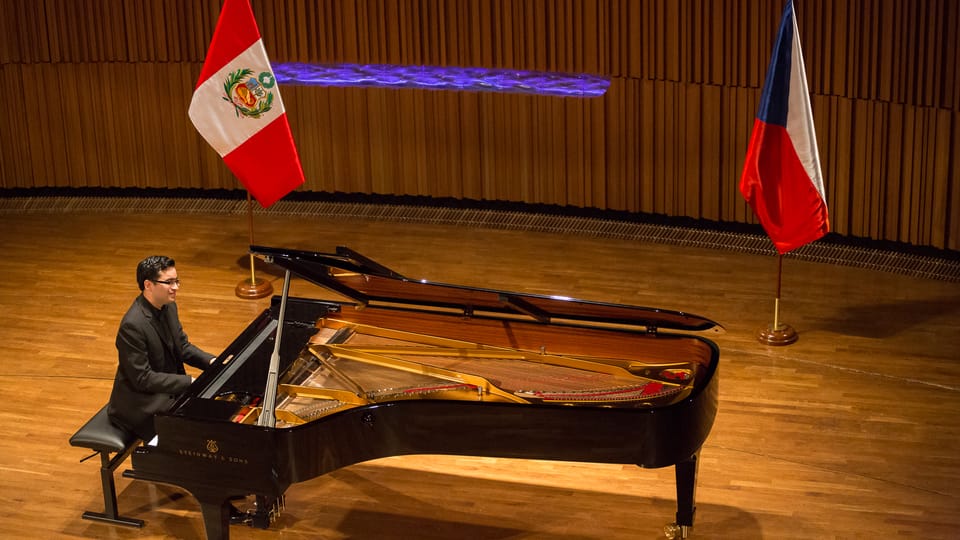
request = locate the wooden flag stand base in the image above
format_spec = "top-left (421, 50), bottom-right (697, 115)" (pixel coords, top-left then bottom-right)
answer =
top-left (757, 322), bottom-right (798, 346)
top-left (758, 255), bottom-right (798, 346)
top-left (235, 276), bottom-right (273, 299)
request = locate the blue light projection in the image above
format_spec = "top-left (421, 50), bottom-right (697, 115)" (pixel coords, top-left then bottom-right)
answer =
top-left (273, 63), bottom-right (610, 98)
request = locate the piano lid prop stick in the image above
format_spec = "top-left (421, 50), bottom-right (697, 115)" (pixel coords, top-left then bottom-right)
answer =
top-left (258, 269), bottom-right (292, 428)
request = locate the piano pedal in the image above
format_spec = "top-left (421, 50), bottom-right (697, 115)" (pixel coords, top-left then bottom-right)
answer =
top-left (663, 523), bottom-right (690, 539)
top-left (247, 495), bottom-right (284, 529)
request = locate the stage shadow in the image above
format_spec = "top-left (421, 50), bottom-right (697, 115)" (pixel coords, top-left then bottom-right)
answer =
top-left (811, 296), bottom-right (960, 339)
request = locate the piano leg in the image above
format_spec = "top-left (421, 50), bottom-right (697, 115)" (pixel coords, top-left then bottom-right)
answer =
top-left (666, 452), bottom-right (699, 539)
top-left (195, 494), bottom-right (231, 540)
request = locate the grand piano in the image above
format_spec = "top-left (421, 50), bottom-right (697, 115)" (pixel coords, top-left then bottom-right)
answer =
top-left (127, 245), bottom-right (722, 539)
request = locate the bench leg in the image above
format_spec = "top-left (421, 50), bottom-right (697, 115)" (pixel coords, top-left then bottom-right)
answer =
top-left (81, 449), bottom-right (144, 528)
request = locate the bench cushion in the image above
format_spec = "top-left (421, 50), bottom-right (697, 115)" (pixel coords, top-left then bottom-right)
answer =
top-left (70, 405), bottom-right (138, 454)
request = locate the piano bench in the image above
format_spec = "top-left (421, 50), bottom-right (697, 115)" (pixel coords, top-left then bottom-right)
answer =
top-left (69, 405), bottom-right (144, 529)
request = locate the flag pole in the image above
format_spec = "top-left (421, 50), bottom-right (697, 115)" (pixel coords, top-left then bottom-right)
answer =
top-left (757, 254), bottom-right (798, 345)
top-left (235, 192), bottom-right (273, 299)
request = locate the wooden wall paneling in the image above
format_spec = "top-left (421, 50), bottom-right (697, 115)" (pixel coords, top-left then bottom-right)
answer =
top-left (948, 0), bottom-right (960, 110)
top-left (625, 0), bottom-right (642, 77)
top-left (882, 103), bottom-right (904, 243)
top-left (32, 0), bottom-right (57, 62)
top-left (726, 0), bottom-right (745, 87)
top-left (587, 95), bottom-right (607, 208)
top-left (477, 93), bottom-right (496, 200)
top-left (917, 109), bottom-right (936, 247)
top-left (527, 95), bottom-right (546, 204)
top-left (366, 88), bottom-right (392, 194)
top-left (282, 87), bottom-right (315, 191)
top-left (505, 95), bottom-right (525, 203)
top-left (900, 106), bottom-right (920, 245)
top-left (519, 94), bottom-right (537, 204)
top-left (152, 0), bottom-right (173, 62)
top-left (849, 99), bottom-right (871, 238)
top-left (129, 63), bottom-right (157, 187)
top-left (921, 0), bottom-right (942, 108)
top-left (828, 95), bottom-right (852, 238)
top-left (577, 94), bottom-right (592, 207)
top-left (373, 0), bottom-right (393, 63)
top-left (0, 66), bottom-right (28, 186)
top-left (397, 88), bottom-right (417, 196)
top-left (642, 1), bottom-right (659, 79)
top-left (911, 109), bottom-right (928, 246)
top-left (462, 1), bottom-right (484, 68)
top-left (0, 1), bottom-right (19, 63)
top-left (60, 0), bottom-right (84, 62)
top-left (582, 0), bottom-right (602, 74)
top-left (500, 94), bottom-right (519, 202)
top-left (602, 82), bottom-right (625, 211)
top-left (850, 0), bottom-right (871, 100)
top-left (873, 0), bottom-right (893, 103)
top-left (826, 0), bottom-right (849, 99)
top-left (70, 63), bottom-right (100, 185)
top-left (481, 94), bottom-right (503, 200)
top-left (700, 85), bottom-right (722, 221)
top-left (408, 89), bottom-right (428, 196)
top-left (32, 64), bottom-right (66, 186)
top-left (663, 0), bottom-right (680, 82)
top-left (101, 64), bottom-right (132, 188)
top-left (718, 87), bottom-right (736, 221)
top-left (638, 79), bottom-right (656, 214)
top-left (888, 0), bottom-right (906, 105)
top-left (170, 63), bottom-right (201, 188)
top-left (451, 90), bottom-right (471, 199)
top-left (868, 101), bottom-right (888, 240)
top-left (681, 83), bottom-right (702, 217)
top-left (949, 112), bottom-right (960, 251)
top-left (354, 88), bottom-right (377, 193)
top-left (503, 94), bottom-right (524, 202)
top-left (929, 109), bottom-right (952, 249)
top-left (626, 81), bottom-right (641, 214)
top-left (650, 80), bottom-right (666, 213)
top-left (728, 88), bottom-right (752, 223)
top-left (104, 0), bottom-right (128, 62)
top-left (458, 92), bottom-right (482, 201)
top-left (308, 0), bottom-right (332, 62)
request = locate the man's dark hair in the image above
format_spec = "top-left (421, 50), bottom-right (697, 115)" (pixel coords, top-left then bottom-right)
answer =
top-left (136, 255), bottom-right (175, 291)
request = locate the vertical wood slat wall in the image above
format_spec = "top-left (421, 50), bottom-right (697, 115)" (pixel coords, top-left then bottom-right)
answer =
top-left (1, 0), bottom-right (957, 251)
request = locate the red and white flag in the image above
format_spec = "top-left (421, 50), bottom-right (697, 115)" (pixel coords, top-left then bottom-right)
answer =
top-left (739, 0), bottom-right (829, 254)
top-left (189, 0), bottom-right (304, 208)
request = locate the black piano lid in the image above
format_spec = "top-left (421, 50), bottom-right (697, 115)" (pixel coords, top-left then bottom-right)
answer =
top-left (251, 245), bottom-right (724, 334)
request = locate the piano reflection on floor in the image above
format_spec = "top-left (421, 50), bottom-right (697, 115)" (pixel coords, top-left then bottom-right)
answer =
top-left (128, 246), bottom-right (721, 540)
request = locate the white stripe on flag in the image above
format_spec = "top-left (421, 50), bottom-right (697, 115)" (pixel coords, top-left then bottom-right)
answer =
top-left (188, 40), bottom-right (285, 157)
top-left (785, 12), bottom-right (825, 200)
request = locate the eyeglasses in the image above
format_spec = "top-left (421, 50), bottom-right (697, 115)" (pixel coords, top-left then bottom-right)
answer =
top-left (151, 278), bottom-right (181, 287)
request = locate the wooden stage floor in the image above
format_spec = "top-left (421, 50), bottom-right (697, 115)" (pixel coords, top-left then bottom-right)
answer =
top-left (0, 209), bottom-right (958, 539)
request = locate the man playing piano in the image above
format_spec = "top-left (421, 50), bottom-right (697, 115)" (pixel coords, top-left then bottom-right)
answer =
top-left (106, 255), bottom-right (216, 442)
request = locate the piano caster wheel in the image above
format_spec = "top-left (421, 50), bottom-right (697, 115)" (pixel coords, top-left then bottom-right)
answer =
top-left (664, 523), bottom-right (690, 539)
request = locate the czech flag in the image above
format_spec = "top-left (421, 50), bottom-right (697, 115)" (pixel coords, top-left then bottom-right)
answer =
top-left (740, 0), bottom-right (829, 254)
top-left (189, 0), bottom-right (305, 208)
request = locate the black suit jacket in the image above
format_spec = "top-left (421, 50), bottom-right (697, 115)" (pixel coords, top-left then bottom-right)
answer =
top-left (107, 295), bottom-right (213, 438)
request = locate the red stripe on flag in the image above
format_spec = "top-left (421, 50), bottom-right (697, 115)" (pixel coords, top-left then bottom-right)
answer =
top-left (740, 119), bottom-right (829, 254)
top-left (195, 0), bottom-right (262, 87)
top-left (223, 115), bottom-right (305, 208)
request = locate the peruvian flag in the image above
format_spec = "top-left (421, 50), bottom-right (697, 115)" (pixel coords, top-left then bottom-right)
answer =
top-left (739, 0), bottom-right (829, 254)
top-left (189, 0), bottom-right (304, 208)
